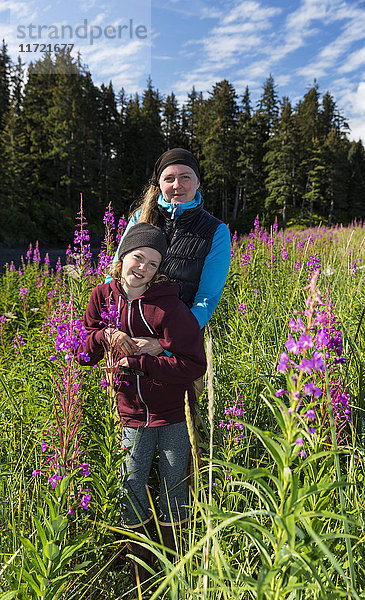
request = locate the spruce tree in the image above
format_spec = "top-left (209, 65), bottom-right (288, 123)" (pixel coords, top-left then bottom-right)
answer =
top-left (162, 92), bottom-right (183, 149)
top-left (322, 128), bottom-right (350, 224)
top-left (0, 40), bottom-right (10, 129)
top-left (97, 82), bottom-right (122, 208)
top-left (183, 87), bottom-right (203, 157)
top-left (264, 98), bottom-right (299, 227)
top-left (140, 77), bottom-right (164, 178)
top-left (348, 140), bottom-right (365, 219)
top-left (199, 79), bottom-right (239, 219)
top-left (258, 74), bottom-right (279, 136)
top-left (300, 137), bottom-right (326, 227)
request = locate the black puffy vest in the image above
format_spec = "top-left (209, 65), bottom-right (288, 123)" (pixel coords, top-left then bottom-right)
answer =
top-left (158, 202), bottom-right (222, 307)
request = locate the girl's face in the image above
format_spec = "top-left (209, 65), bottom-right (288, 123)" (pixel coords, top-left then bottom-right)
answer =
top-left (159, 164), bottom-right (199, 204)
top-left (121, 246), bottom-right (162, 296)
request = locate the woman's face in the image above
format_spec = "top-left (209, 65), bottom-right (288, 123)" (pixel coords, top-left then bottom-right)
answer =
top-left (159, 164), bottom-right (199, 204)
top-left (121, 246), bottom-right (162, 294)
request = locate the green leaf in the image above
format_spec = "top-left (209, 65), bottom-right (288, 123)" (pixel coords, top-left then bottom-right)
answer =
top-left (20, 569), bottom-right (42, 596)
top-left (51, 515), bottom-right (68, 535)
top-left (0, 592), bottom-right (19, 600)
top-left (44, 541), bottom-right (60, 561)
top-left (34, 516), bottom-right (48, 548)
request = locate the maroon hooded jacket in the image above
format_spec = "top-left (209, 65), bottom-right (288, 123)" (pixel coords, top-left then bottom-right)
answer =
top-left (77, 278), bottom-right (206, 427)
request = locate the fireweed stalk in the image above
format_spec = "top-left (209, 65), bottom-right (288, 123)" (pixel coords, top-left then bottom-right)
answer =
top-left (276, 271), bottom-right (350, 448)
top-left (82, 295), bottom-right (128, 522)
top-left (70, 193), bottom-right (93, 277)
top-left (39, 299), bottom-right (91, 514)
top-left (96, 203), bottom-right (116, 278)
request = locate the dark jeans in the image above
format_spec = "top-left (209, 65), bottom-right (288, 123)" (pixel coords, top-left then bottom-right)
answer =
top-left (121, 421), bottom-right (190, 526)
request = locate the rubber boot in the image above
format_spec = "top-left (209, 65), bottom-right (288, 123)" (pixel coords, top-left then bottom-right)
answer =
top-left (159, 521), bottom-right (189, 561)
top-left (159, 522), bottom-right (177, 558)
top-left (126, 518), bottom-right (156, 592)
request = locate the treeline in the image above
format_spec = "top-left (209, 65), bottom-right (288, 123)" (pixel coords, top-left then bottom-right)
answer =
top-left (0, 43), bottom-right (364, 245)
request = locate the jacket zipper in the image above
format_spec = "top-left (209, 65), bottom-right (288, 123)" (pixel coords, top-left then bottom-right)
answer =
top-left (138, 299), bottom-right (154, 334)
top-left (126, 298), bottom-right (150, 427)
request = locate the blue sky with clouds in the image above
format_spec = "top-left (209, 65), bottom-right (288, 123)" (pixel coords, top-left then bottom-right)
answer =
top-left (1, 0), bottom-right (364, 141)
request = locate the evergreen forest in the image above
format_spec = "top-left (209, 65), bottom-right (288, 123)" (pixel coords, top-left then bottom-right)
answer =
top-left (0, 43), bottom-right (364, 246)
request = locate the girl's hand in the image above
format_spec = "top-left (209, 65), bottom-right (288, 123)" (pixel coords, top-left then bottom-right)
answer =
top-left (104, 329), bottom-right (139, 356)
top-left (118, 357), bottom-right (129, 368)
top-left (132, 337), bottom-right (163, 356)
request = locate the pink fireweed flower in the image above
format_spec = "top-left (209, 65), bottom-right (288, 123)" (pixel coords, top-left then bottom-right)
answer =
top-left (32, 469), bottom-right (42, 477)
top-left (41, 440), bottom-right (47, 452)
top-left (275, 388), bottom-right (286, 397)
top-left (277, 352), bottom-right (289, 372)
top-left (238, 303), bottom-right (247, 316)
top-left (48, 474), bottom-right (63, 490)
top-left (298, 333), bottom-right (314, 350)
top-left (13, 334), bottom-right (26, 353)
top-left (19, 286), bottom-right (28, 299)
top-left (310, 351), bottom-right (325, 372)
top-left (80, 492), bottom-right (91, 510)
top-left (78, 351), bottom-right (90, 363)
top-left (281, 248), bottom-right (288, 259)
top-left (103, 206), bottom-right (115, 229)
top-left (33, 246), bottom-right (41, 264)
top-left (100, 303), bottom-right (122, 329)
top-left (289, 317), bottom-right (305, 332)
top-left (303, 382), bottom-right (322, 398)
top-left (240, 254), bottom-right (251, 265)
top-left (316, 329), bottom-right (330, 349)
top-left (306, 409), bottom-right (316, 421)
top-left (266, 254), bottom-right (276, 268)
top-left (285, 334), bottom-right (302, 355)
top-left (116, 216), bottom-right (127, 244)
top-left (81, 463), bottom-right (90, 477)
top-left (295, 437), bottom-right (304, 446)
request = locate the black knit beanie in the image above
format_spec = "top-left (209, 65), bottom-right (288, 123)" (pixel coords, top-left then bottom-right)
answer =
top-left (152, 148), bottom-right (201, 184)
top-left (118, 223), bottom-right (167, 261)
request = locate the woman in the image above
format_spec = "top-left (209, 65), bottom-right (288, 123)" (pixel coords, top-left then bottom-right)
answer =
top-left (108, 148), bottom-right (231, 356)
top-left (78, 222), bottom-right (206, 586)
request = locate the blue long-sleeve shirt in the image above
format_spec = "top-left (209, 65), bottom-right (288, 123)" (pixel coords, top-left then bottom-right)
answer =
top-left (106, 192), bottom-right (231, 329)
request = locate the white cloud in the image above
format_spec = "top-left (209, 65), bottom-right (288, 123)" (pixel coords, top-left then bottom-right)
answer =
top-left (82, 38), bottom-right (151, 91)
top-left (174, 0), bottom-right (280, 93)
top-left (335, 81), bottom-right (365, 143)
top-left (295, 2), bottom-right (365, 78)
top-left (339, 46), bottom-right (365, 74)
top-left (348, 116), bottom-right (365, 142)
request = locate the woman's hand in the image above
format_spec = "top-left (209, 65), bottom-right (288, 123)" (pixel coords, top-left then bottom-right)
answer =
top-left (104, 329), bottom-right (139, 356)
top-left (132, 337), bottom-right (164, 356)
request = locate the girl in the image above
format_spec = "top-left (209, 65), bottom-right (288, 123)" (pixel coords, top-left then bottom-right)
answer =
top-left (77, 222), bottom-right (206, 584)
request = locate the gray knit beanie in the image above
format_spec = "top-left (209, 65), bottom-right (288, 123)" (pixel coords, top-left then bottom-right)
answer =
top-left (118, 223), bottom-right (167, 261)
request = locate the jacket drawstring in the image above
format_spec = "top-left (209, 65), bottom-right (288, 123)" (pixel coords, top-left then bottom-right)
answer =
top-left (138, 299), bottom-right (154, 335)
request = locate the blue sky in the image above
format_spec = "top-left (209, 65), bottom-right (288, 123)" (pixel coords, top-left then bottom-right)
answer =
top-left (1, 0), bottom-right (365, 141)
